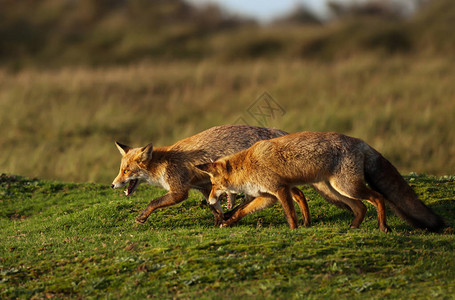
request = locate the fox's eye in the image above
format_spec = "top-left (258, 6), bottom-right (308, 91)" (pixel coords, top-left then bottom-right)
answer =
top-left (123, 169), bottom-right (129, 174)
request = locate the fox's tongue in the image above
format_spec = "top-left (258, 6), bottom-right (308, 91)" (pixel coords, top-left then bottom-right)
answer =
top-left (125, 179), bottom-right (138, 196)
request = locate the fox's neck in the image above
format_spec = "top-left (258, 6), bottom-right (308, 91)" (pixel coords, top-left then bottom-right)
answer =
top-left (142, 146), bottom-right (186, 174)
top-left (225, 150), bottom-right (250, 186)
top-left (228, 149), bottom-right (269, 197)
top-left (148, 146), bottom-right (172, 162)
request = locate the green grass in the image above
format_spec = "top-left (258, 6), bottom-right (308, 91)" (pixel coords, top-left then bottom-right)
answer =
top-left (1, 173), bottom-right (454, 299)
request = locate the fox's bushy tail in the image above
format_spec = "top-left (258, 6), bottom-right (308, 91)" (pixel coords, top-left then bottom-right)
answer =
top-left (364, 148), bottom-right (445, 232)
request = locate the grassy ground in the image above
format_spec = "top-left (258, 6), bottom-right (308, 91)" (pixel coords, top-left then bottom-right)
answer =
top-left (1, 173), bottom-right (454, 299)
top-left (1, 56), bottom-right (454, 183)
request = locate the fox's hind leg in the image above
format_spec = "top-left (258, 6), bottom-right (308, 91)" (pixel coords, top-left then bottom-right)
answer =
top-left (329, 178), bottom-right (391, 233)
top-left (275, 186), bottom-right (299, 229)
top-left (291, 187), bottom-right (311, 227)
top-left (312, 182), bottom-right (367, 229)
top-left (222, 195), bottom-right (277, 227)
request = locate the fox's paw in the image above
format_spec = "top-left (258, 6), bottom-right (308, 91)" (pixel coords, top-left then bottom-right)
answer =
top-left (220, 220), bottom-right (236, 228)
top-left (223, 211), bottom-right (234, 220)
top-left (302, 221), bottom-right (311, 227)
top-left (380, 225), bottom-right (392, 233)
top-left (349, 222), bottom-right (360, 229)
top-left (135, 215), bottom-right (148, 224)
top-left (213, 219), bottom-right (222, 227)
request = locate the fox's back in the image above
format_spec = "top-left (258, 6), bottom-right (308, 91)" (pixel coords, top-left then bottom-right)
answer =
top-left (249, 132), bottom-right (368, 182)
top-left (170, 125), bottom-right (287, 164)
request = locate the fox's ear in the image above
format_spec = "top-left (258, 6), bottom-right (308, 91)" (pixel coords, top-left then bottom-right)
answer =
top-left (196, 162), bottom-right (216, 176)
top-left (225, 160), bottom-right (232, 173)
top-left (115, 142), bottom-right (131, 156)
top-left (139, 143), bottom-right (154, 162)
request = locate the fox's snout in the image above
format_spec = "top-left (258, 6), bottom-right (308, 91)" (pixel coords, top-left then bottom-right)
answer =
top-left (111, 181), bottom-right (124, 189)
top-left (111, 177), bottom-right (125, 189)
top-left (208, 188), bottom-right (225, 205)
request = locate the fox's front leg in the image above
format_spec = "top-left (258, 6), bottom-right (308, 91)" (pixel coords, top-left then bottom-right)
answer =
top-left (136, 190), bottom-right (189, 223)
top-left (208, 201), bottom-right (224, 226)
top-left (223, 195), bottom-right (254, 220)
top-left (222, 195), bottom-right (277, 227)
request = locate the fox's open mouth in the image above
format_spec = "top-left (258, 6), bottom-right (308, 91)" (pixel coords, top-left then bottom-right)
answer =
top-left (125, 179), bottom-right (138, 196)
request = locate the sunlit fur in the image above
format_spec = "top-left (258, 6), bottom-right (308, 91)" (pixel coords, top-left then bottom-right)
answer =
top-left (111, 125), bottom-right (292, 225)
top-left (199, 132), bottom-right (445, 232)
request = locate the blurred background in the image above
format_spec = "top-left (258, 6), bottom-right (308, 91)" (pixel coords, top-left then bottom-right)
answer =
top-left (0, 0), bottom-right (454, 183)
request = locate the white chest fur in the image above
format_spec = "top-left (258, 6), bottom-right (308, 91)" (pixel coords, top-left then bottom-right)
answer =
top-left (233, 182), bottom-right (266, 198)
top-left (146, 173), bottom-right (170, 191)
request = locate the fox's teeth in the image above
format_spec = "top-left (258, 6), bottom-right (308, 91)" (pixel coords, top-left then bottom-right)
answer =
top-left (124, 190), bottom-right (128, 196)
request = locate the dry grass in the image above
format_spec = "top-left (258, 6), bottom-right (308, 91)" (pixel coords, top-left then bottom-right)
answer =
top-left (1, 56), bottom-right (454, 183)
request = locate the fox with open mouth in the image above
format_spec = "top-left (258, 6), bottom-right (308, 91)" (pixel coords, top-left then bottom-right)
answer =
top-left (111, 125), bottom-right (310, 226)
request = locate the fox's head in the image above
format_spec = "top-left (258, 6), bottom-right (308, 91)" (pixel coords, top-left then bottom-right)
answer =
top-left (196, 160), bottom-right (233, 205)
top-left (111, 142), bottom-right (153, 196)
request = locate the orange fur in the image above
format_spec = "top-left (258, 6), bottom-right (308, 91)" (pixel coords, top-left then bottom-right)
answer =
top-left (111, 125), bottom-right (309, 225)
top-left (197, 132), bottom-right (445, 232)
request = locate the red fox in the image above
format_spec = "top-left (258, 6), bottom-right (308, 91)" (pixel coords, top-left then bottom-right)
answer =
top-left (111, 125), bottom-right (310, 226)
top-left (196, 132), bottom-right (445, 232)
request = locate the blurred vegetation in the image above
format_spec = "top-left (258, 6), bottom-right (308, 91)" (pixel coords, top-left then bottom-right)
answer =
top-left (0, 0), bottom-right (454, 183)
top-left (0, 0), bottom-right (250, 68)
top-left (0, 0), bottom-right (454, 68)
top-left (1, 57), bottom-right (453, 182)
